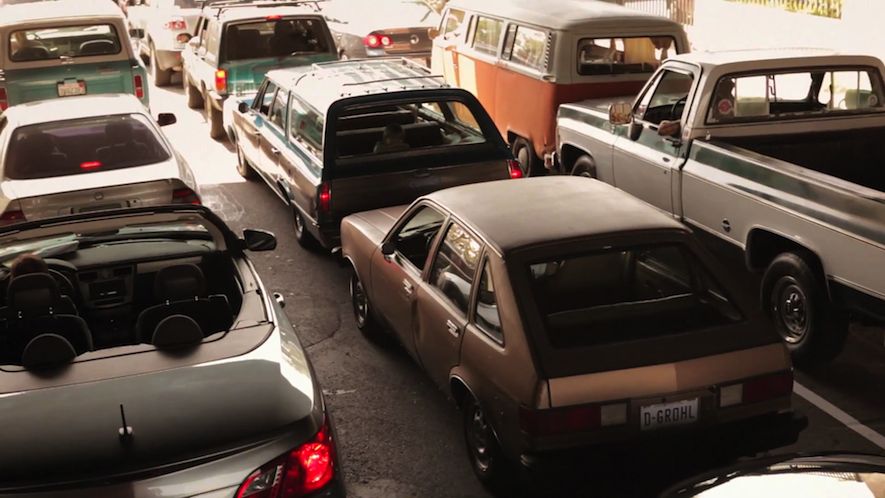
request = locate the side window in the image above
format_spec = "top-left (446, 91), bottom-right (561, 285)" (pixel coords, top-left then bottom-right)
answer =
top-left (391, 206), bottom-right (447, 270)
top-left (474, 258), bottom-right (503, 343)
top-left (289, 95), bottom-right (324, 154)
top-left (509, 25), bottom-right (548, 71)
top-left (635, 70), bottom-right (694, 125)
top-left (269, 89), bottom-right (288, 128)
top-left (472, 16), bottom-right (503, 56)
top-left (441, 8), bottom-right (466, 40)
top-left (256, 82), bottom-right (277, 115)
top-left (198, 19), bottom-right (210, 47)
top-left (429, 223), bottom-right (481, 315)
top-left (206, 23), bottom-right (221, 58)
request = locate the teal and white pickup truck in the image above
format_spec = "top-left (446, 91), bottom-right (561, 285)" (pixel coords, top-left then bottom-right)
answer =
top-left (556, 49), bottom-right (885, 365)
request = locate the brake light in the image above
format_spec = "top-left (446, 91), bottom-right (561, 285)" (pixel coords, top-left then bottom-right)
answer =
top-left (215, 69), bottom-right (227, 94)
top-left (172, 187), bottom-right (201, 205)
top-left (720, 371), bottom-right (793, 407)
top-left (0, 87), bottom-right (8, 111)
top-left (363, 34), bottom-right (381, 48)
top-left (380, 35), bottom-right (392, 47)
top-left (318, 182), bottom-right (331, 213)
top-left (235, 418), bottom-right (336, 498)
top-left (133, 74), bottom-right (144, 99)
top-left (266, 14), bottom-right (282, 21)
top-left (0, 205), bottom-right (25, 226)
top-left (507, 159), bottom-right (524, 179)
top-left (80, 161), bottom-right (102, 170)
top-left (164, 18), bottom-right (187, 30)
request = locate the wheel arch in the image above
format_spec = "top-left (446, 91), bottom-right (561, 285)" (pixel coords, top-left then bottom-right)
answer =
top-left (747, 227), bottom-right (830, 295)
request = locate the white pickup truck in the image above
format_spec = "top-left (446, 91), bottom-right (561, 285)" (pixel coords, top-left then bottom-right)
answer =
top-left (556, 49), bottom-right (885, 365)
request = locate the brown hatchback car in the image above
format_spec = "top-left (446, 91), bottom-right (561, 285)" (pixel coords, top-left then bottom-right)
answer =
top-left (341, 177), bottom-right (807, 494)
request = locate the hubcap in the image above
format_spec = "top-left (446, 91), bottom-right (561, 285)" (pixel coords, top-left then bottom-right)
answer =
top-left (516, 147), bottom-right (530, 176)
top-left (293, 211), bottom-right (304, 237)
top-left (351, 276), bottom-right (368, 327)
top-left (774, 280), bottom-right (809, 343)
top-left (467, 404), bottom-right (492, 473)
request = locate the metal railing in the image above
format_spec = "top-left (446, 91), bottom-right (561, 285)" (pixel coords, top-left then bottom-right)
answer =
top-left (724, 0), bottom-right (842, 18)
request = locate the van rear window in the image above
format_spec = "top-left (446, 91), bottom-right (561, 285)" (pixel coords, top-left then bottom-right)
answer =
top-left (9, 24), bottom-right (121, 62)
top-left (5, 114), bottom-right (170, 180)
top-left (577, 36), bottom-right (676, 76)
top-left (223, 18), bottom-right (331, 61)
top-left (527, 244), bottom-right (741, 348)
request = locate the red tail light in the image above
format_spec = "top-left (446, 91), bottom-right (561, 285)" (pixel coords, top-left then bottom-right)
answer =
top-left (164, 18), bottom-right (187, 30)
top-left (215, 69), bottom-right (227, 94)
top-left (507, 159), bottom-right (524, 179)
top-left (743, 371), bottom-right (793, 404)
top-left (0, 207), bottom-right (25, 226)
top-left (0, 87), bottom-right (8, 111)
top-left (380, 35), bottom-right (392, 47)
top-left (317, 182), bottom-right (331, 213)
top-left (235, 418), bottom-right (336, 498)
top-left (80, 161), bottom-right (102, 170)
top-left (363, 34), bottom-right (382, 48)
top-left (520, 405), bottom-right (600, 436)
top-left (172, 187), bottom-right (201, 205)
top-left (133, 74), bottom-right (144, 99)
top-left (266, 14), bottom-right (282, 21)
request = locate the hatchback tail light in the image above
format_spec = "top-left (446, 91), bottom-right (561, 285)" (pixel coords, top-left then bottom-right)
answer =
top-left (317, 182), bottom-right (331, 214)
top-left (235, 418), bottom-right (336, 498)
top-left (215, 69), bottom-right (227, 94)
top-left (164, 18), bottom-right (187, 30)
top-left (507, 159), bottom-right (524, 179)
top-left (364, 32), bottom-right (391, 48)
top-left (519, 402), bottom-right (626, 436)
top-left (0, 202), bottom-right (25, 226)
top-left (720, 371), bottom-right (793, 408)
top-left (0, 87), bottom-right (8, 111)
top-left (133, 74), bottom-right (145, 99)
top-left (172, 187), bottom-right (201, 205)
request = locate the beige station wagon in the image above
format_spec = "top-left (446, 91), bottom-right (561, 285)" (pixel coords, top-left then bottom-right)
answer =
top-left (341, 177), bottom-right (806, 494)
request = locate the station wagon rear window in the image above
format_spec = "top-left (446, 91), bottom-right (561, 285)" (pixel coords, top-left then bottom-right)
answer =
top-left (5, 115), bottom-right (170, 180)
top-left (9, 24), bottom-right (121, 62)
top-left (222, 18), bottom-right (331, 61)
top-left (706, 67), bottom-right (885, 124)
top-left (577, 36), bottom-right (677, 76)
top-left (527, 244), bottom-right (741, 348)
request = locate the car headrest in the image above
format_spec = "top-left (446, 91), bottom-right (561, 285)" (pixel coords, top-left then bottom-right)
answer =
top-left (7, 273), bottom-right (61, 315)
top-left (152, 314), bottom-right (203, 348)
top-left (154, 264), bottom-right (206, 301)
top-left (21, 333), bottom-right (77, 369)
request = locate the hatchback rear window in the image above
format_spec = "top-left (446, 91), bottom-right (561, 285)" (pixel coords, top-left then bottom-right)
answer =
top-left (527, 244), bottom-right (741, 348)
top-left (9, 24), bottom-right (121, 62)
top-left (223, 18), bottom-right (331, 61)
top-left (5, 114), bottom-right (170, 180)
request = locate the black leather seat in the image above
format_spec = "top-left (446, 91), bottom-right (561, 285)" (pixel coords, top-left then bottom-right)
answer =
top-left (135, 264), bottom-right (233, 344)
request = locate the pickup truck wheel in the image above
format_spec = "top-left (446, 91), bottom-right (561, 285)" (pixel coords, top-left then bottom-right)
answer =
top-left (235, 141), bottom-right (257, 180)
top-left (761, 252), bottom-right (849, 366)
top-left (292, 208), bottom-right (319, 250)
top-left (463, 396), bottom-right (520, 496)
top-left (184, 75), bottom-right (204, 109)
top-left (512, 137), bottom-right (542, 177)
top-left (150, 45), bottom-right (173, 87)
top-left (204, 91), bottom-right (225, 140)
top-left (570, 155), bottom-right (597, 179)
top-left (350, 270), bottom-right (384, 341)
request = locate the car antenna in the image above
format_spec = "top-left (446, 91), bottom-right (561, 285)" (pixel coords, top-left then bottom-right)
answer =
top-left (118, 403), bottom-right (134, 444)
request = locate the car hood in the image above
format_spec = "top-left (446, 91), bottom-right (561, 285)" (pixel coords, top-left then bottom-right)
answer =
top-left (0, 329), bottom-right (317, 487)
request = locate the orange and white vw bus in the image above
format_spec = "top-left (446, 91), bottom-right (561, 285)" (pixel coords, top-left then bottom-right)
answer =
top-left (431, 0), bottom-right (689, 175)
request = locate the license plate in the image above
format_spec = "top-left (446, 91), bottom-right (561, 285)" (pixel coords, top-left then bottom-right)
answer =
top-left (57, 80), bottom-right (86, 97)
top-left (640, 398), bottom-right (698, 431)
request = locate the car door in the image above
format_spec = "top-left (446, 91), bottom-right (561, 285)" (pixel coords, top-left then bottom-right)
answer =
top-left (259, 88), bottom-right (290, 189)
top-left (239, 79), bottom-right (276, 179)
top-left (611, 66), bottom-right (697, 214)
top-left (281, 93), bottom-right (324, 214)
top-left (414, 221), bottom-right (481, 388)
top-left (370, 204), bottom-right (448, 359)
top-left (431, 7), bottom-right (467, 86)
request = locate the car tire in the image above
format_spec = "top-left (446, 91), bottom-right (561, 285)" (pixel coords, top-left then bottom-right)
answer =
top-left (463, 396), bottom-right (520, 496)
top-left (350, 270), bottom-right (385, 342)
top-left (150, 45), bottom-right (173, 87)
top-left (511, 136), bottom-right (542, 177)
top-left (761, 251), bottom-right (849, 366)
top-left (235, 140), bottom-right (257, 180)
top-left (292, 208), bottom-right (319, 250)
top-left (204, 90), bottom-right (225, 140)
top-left (184, 75), bottom-right (204, 109)
top-left (570, 154), bottom-right (597, 179)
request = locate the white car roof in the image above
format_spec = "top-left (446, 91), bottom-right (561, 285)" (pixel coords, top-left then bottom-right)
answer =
top-left (670, 48), bottom-right (883, 73)
top-left (0, 0), bottom-right (123, 27)
top-left (1, 94), bottom-right (150, 128)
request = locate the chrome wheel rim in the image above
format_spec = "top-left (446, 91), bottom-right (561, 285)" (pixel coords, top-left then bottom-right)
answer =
top-left (516, 146), bottom-right (530, 176)
top-left (293, 210), bottom-right (304, 238)
top-left (467, 403), bottom-right (492, 473)
top-left (351, 276), bottom-right (368, 327)
top-left (774, 280), bottom-right (809, 343)
top-left (236, 146), bottom-right (247, 174)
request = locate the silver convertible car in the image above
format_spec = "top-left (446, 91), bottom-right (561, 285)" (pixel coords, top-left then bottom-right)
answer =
top-left (0, 206), bottom-right (345, 497)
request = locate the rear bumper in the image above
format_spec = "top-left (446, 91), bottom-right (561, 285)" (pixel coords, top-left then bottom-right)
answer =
top-left (153, 48), bottom-right (183, 71)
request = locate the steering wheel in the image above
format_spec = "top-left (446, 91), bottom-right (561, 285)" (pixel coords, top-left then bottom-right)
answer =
top-left (44, 258), bottom-right (79, 299)
top-left (670, 95), bottom-right (688, 120)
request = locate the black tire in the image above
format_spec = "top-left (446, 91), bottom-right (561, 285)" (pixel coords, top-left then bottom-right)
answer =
top-left (761, 251), bottom-right (849, 366)
top-left (570, 154), bottom-right (597, 179)
top-left (350, 269), bottom-right (385, 342)
top-left (292, 208), bottom-right (319, 250)
top-left (184, 75), bottom-right (204, 109)
top-left (511, 136), bottom-right (543, 177)
top-left (235, 140), bottom-right (257, 180)
top-left (204, 90), bottom-right (225, 140)
top-left (463, 396), bottom-right (520, 496)
top-left (150, 45), bottom-right (173, 87)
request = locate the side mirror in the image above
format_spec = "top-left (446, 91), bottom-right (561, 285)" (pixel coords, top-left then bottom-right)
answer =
top-left (157, 113), bottom-right (177, 126)
top-left (608, 102), bottom-right (633, 125)
top-left (237, 101), bottom-right (250, 114)
top-left (381, 241), bottom-right (395, 256)
top-left (243, 229), bottom-right (277, 251)
top-left (628, 121), bottom-right (643, 141)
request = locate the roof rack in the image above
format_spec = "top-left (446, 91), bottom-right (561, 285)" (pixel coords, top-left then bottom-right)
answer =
top-left (200, 0), bottom-right (326, 17)
top-left (292, 58), bottom-right (441, 87)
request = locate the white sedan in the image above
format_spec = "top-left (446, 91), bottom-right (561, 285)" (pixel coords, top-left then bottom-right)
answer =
top-left (0, 94), bottom-right (199, 225)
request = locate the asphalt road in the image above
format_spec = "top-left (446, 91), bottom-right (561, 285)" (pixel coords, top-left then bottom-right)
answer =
top-left (147, 74), bottom-right (885, 497)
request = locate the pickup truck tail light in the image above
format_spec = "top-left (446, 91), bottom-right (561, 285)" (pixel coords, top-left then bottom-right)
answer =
top-left (0, 202), bottom-right (25, 226)
top-left (0, 87), bottom-right (8, 111)
top-left (519, 402), bottom-right (626, 436)
top-left (507, 159), bottom-right (524, 179)
top-left (133, 74), bottom-right (145, 99)
top-left (317, 182), bottom-right (331, 214)
top-left (235, 417), bottom-right (336, 498)
top-left (164, 18), bottom-right (187, 30)
top-left (172, 187), bottom-right (201, 205)
top-left (720, 371), bottom-right (793, 408)
top-left (363, 32), bottom-right (391, 49)
top-left (215, 69), bottom-right (227, 94)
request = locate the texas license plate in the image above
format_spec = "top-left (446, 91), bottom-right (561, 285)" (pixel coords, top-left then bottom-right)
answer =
top-left (640, 398), bottom-right (698, 431)
top-left (57, 80), bottom-right (86, 97)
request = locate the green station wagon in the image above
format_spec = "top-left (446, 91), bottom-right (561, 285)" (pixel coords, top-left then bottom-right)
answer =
top-left (0, 0), bottom-right (149, 112)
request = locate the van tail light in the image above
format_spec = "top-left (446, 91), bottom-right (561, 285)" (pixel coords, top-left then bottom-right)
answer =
top-left (519, 402), bottom-right (626, 436)
top-left (172, 187), bottom-right (201, 205)
top-left (364, 32), bottom-right (390, 48)
top-left (164, 18), bottom-right (187, 30)
top-left (317, 182), bottom-right (331, 214)
top-left (0, 202), bottom-right (25, 226)
top-left (720, 371), bottom-right (793, 408)
top-left (0, 87), bottom-right (8, 111)
top-left (507, 159), bottom-right (524, 179)
top-left (215, 69), bottom-right (227, 94)
top-left (235, 417), bottom-right (336, 498)
top-left (133, 74), bottom-right (144, 99)
top-left (80, 161), bottom-right (102, 170)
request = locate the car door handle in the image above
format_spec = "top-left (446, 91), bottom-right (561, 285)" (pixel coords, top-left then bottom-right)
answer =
top-left (445, 320), bottom-right (461, 338)
top-left (662, 156), bottom-right (671, 163)
top-left (271, 147), bottom-right (280, 155)
top-left (248, 128), bottom-right (261, 136)
top-left (402, 279), bottom-right (413, 296)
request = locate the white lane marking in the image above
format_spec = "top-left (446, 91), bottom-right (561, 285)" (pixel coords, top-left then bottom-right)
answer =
top-left (795, 381), bottom-right (885, 450)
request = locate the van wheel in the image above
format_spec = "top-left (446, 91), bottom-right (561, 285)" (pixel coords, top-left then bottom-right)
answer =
top-left (235, 141), bottom-right (256, 180)
top-left (570, 155), bottom-right (597, 179)
top-left (150, 45), bottom-right (173, 87)
top-left (184, 75), bottom-right (204, 109)
top-left (512, 137), bottom-right (542, 177)
top-left (204, 91), bottom-right (225, 140)
top-left (350, 270), bottom-right (385, 341)
top-left (292, 208), bottom-right (319, 250)
top-left (761, 252), bottom-right (849, 366)
top-left (463, 396), bottom-right (520, 496)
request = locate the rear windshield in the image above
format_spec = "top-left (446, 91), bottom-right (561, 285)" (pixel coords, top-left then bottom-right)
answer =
top-left (5, 114), bottom-right (170, 180)
top-left (577, 36), bottom-right (677, 76)
top-left (528, 244), bottom-right (742, 348)
top-left (9, 24), bottom-right (122, 62)
top-left (335, 99), bottom-right (488, 160)
top-left (223, 18), bottom-right (331, 61)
